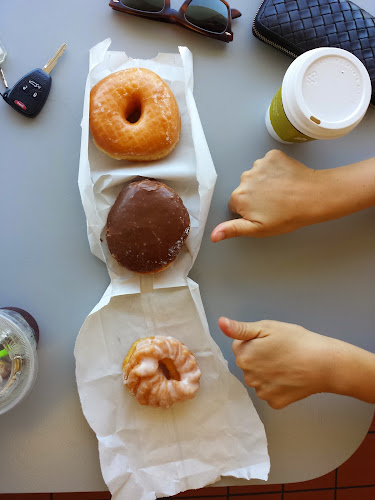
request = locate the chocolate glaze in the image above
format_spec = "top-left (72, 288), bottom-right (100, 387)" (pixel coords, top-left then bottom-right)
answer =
top-left (106, 179), bottom-right (190, 273)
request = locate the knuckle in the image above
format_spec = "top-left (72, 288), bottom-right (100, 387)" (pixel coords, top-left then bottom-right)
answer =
top-left (229, 191), bottom-right (240, 207)
top-left (232, 340), bottom-right (242, 355)
top-left (240, 170), bottom-right (251, 181)
top-left (231, 187), bottom-right (244, 201)
top-left (228, 221), bottom-right (240, 239)
top-left (244, 375), bottom-right (259, 389)
top-left (258, 319), bottom-right (274, 331)
top-left (236, 321), bottom-right (248, 339)
top-left (255, 388), bottom-right (267, 400)
top-left (235, 353), bottom-right (248, 370)
top-left (268, 398), bottom-right (287, 410)
top-left (266, 149), bottom-right (283, 159)
top-left (244, 373), bottom-right (253, 387)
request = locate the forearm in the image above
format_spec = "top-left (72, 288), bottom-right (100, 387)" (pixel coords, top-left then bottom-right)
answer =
top-left (312, 157), bottom-right (375, 224)
top-left (327, 338), bottom-right (375, 404)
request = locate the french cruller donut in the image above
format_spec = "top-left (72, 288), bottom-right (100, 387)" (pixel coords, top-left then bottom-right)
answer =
top-left (89, 68), bottom-right (181, 161)
top-left (123, 336), bottom-right (201, 409)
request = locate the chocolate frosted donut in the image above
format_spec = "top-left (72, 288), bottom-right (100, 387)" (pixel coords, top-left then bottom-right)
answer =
top-left (106, 179), bottom-right (190, 273)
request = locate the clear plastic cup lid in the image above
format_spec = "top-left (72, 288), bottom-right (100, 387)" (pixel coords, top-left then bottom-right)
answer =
top-left (0, 309), bottom-right (38, 415)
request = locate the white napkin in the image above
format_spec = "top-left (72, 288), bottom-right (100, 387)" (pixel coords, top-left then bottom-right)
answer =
top-left (75, 39), bottom-right (270, 500)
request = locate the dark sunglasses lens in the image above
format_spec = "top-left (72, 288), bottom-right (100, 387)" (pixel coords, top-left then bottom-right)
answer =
top-left (120, 0), bottom-right (165, 13)
top-left (185, 0), bottom-right (228, 33)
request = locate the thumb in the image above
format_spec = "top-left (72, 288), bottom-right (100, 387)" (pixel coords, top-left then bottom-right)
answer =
top-left (211, 219), bottom-right (259, 242)
top-left (218, 317), bottom-right (262, 341)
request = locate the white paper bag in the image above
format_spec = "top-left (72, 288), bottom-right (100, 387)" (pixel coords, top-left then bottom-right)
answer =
top-left (75, 39), bottom-right (270, 500)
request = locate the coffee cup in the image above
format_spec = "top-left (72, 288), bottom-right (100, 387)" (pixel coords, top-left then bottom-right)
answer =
top-left (266, 47), bottom-right (371, 144)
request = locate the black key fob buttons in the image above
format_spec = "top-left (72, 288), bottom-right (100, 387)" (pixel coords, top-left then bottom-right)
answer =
top-left (3, 69), bottom-right (51, 118)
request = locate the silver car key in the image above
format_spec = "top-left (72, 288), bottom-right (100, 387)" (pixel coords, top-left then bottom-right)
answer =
top-left (0, 39), bottom-right (8, 88)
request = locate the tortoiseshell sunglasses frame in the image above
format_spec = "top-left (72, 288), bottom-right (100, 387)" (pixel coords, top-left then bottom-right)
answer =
top-left (109, 0), bottom-right (242, 42)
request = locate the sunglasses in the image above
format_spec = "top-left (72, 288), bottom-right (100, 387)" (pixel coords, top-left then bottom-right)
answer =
top-left (109, 0), bottom-right (242, 42)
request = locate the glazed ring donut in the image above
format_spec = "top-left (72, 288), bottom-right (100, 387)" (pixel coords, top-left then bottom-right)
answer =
top-left (89, 68), bottom-right (181, 161)
top-left (123, 336), bottom-right (201, 409)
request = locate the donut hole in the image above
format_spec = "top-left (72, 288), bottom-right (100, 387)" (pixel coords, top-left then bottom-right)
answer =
top-left (159, 359), bottom-right (180, 381)
top-left (125, 100), bottom-right (142, 124)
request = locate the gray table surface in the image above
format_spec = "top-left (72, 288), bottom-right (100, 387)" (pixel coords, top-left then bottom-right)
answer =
top-left (1, 0), bottom-right (374, 493)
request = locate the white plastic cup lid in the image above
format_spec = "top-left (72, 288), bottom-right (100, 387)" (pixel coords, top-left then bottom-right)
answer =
top-left (282, 47), bottom-right (372, 140)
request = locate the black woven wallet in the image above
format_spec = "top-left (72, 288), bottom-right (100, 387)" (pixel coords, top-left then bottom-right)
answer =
top-left (253, 0), bottom-right (375, 105)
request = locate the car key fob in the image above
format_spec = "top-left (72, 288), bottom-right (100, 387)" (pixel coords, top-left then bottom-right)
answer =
top-left (1, 43), bottom-right (66, 118)
top-left (2, 69), bottom-right (51, 117)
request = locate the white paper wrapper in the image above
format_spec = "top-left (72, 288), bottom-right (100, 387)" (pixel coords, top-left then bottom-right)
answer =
top-left (75, 39), bottom-right (270, 500)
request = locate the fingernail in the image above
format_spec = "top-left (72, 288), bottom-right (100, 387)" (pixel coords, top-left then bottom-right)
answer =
top-left (214, 231), bottom-right (225, 242)
top-left (222, 317), bottom-right (233, 331)
top-left (221, 317), bottom-right (229, 328)
top-left (227, 318), bottom-right (236, 331)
